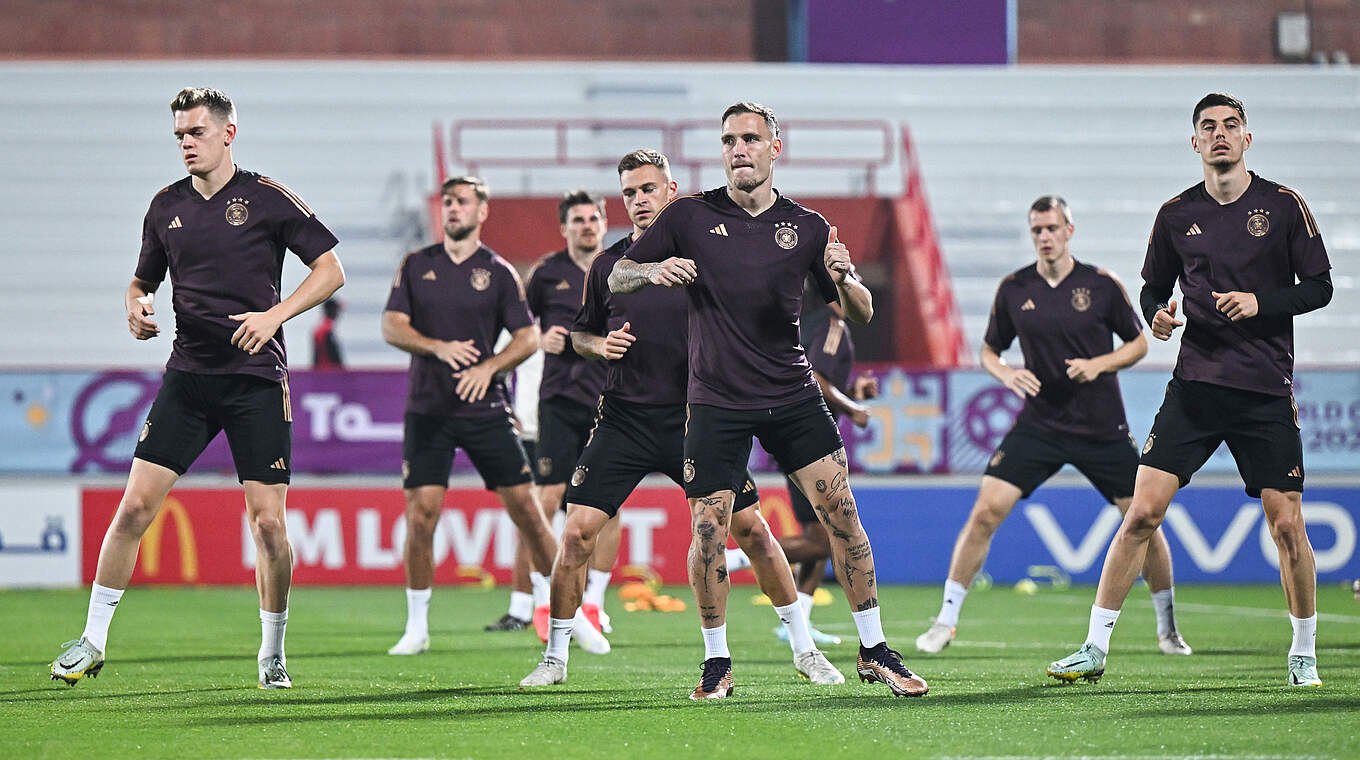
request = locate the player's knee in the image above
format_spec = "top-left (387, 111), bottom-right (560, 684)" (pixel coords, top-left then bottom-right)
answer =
top-left (737, 517), bottom-right (774, 554)
top-left (968, 499), bottom-right (1009, 534)
top-left (249, 511), bottom-right (288, 550)
top-left (1123, 505), bottom-right (1165, 537)
top-left (112, 495), bottom-right (160, 535)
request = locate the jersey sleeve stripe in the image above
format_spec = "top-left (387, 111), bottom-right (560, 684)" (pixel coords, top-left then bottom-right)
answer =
top-left (257, 178), bottom-right (315, 217)
top-left (1277, 187), bottom-right (1319, 238)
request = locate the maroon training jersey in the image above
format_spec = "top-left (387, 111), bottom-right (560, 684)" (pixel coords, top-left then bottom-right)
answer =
top-left (385, 244), bottom-right (533, 418)
top-left (527, 250), bottom-right (608, 409)
top-left (803, 308), bottom-right (856, 395)
top-left (984, 261), bottom-right (1143, 440)
top-left (622, 187), bottom-right (840, 410)
top-left (574, 235), bottom-right (689, 406)
top-left (135, 167), bottom-right (338, 381)
top-left (1142, 172), bottom-right (1331, 396)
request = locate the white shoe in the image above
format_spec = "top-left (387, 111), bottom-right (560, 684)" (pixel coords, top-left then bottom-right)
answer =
top-left (598, 608), bottom-right (612, 634)
top-left (572, 613), bottom-right (611, 655)
top-left (520, 656), bottom-right (567, 686)
top-left (915, 621), bottom-right (955, 654)
top-left (1157, 631), bottom-right (1192, 656)
top-left (795, 649), bottom-right (845, 684)
top-left (387, 632), bottom-right (430, 655)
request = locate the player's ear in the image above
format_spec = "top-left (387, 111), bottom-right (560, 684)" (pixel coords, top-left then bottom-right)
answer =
top-left (770, 137), bottom-right (782, 161)
top-left (477, 199), bottom-right (489, 225)
top-left (1243, 130), bottom-right (1252, 151)
top-left (1189, 134), bottom-right (1198, 153)
top-left (223, 123), bottom-right (236, 147)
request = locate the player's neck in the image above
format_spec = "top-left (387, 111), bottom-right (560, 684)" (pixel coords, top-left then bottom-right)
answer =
top-left (443, 236), bottom-right (480, 263)
top-left (726, 184), bottom-right (777, 217)
top-left (1202, 163), bottom-right (1251, 205)
top-left (1037, 253), bottom-right (1075, 286)
top-left (189, 160), bottom-right (236, 200)
top-left (569, 247), bottom-right (600, 272)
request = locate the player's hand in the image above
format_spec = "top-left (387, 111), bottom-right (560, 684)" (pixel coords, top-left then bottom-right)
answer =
top-left (649, 257), bottom-right (697, 287)
top-left (453, 362), bottom-right (496, 403)
top-left (824, 226), bottom-right (854, 283)
top-left (1003, 367), bottom-right (1042, 398)
top-left (849, 404), bottom-right (872, 428)
top-left (852, 374), bottom-right (879, 401)
top-left (128, 295), bottom-right (160, 340)
top-left (1064, 357), bottom-right (1104, 383)
top-left (228, 310), bottom-right (283, 355)
top-left (1151, 299), bottom-right (1185, 341)
top-left (434, 339), bottom-right (480, 369)
top-left (1211, 290), bottom-right (1258, 321)
top-left (602, 321), bottom-right (636, 360)
top-left (541, 325), bottom-right (571, 355)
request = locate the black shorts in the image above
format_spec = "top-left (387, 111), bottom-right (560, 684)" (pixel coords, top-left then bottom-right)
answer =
top-left (683, 396), bottom-right (843, 500)
top-left (567, 396), bottom-right (759, 517)
top-left (403, 411), bottom-right (533, 491)
top-left (534, 396), bottom-right (599, 486)
top-left (1140, 378), bottom-right (1304, 497)
top-left (984, 423), bottom-right (1137, 505)
top-left (134, 369), bottom-right (292, 484)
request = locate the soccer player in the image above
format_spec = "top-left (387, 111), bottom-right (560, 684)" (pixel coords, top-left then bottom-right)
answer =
top-left (381, 176), bottom-right (560, 656)
top-left (610, 103), bottom-right (928, 698)
top-left (914, 195), bottom-right (1190, 656)
top-left (522, 191), bottom-right (620, 639)
top-left (726, 298), bottom-right (880, 647)
top-left (520, 150), bottom-right (842, 689)
top-left (50, 87), bottom-right (345, 689)
top-left (1048, 93), bottom-right (1333, 687)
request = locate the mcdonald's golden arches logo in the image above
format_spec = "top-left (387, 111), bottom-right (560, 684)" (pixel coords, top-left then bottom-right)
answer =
top-left (139, 496), bottom-right (199, 582)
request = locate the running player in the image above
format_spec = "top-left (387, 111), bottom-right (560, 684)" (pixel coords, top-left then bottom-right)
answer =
top-left (520, 150), bottom-right (842, 689)
top-left (915, 195), bottom-right (1189, 656)
top-left (1048, 93), bottom-right (1333, 687)
top-left (610, 103), bottom-right (928, 698)
top-left (523, 192), bottom-right (620, 640)
top-left (50, 87), bottom-right (345, 689)
top-left (381, 176), bottom-right (559, 656)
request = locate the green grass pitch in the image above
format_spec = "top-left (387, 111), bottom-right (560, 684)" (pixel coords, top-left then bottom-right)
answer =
top-left (4, 583), bottom-right (1358, 759)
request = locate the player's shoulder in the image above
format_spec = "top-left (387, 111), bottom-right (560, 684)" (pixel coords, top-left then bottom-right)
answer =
top-left (148, 177), bottom-right (190, 209)
top-left (654, 192), bottom-right (708, 222)
top-left (999, 262), bottom-right (1037, 288)
top-left (250, 170), bottom-right (316, 216)
top-left (1257, 173), bottom-right (1313, 210)
top-left (1154, 183), bottom-right (1203, 216)
top-left (477, 245), bottom-right (519, 274)
top-left (1078, 260), bottom-right (1130, 291)
top-left (592, 240), bottom-right (628, 273)
top-left (526, 249), bottom-right (566, 281)
top-left (774, 193), bottom-right (830, 225)
top-left (398, 243), bottom-right (441, 269)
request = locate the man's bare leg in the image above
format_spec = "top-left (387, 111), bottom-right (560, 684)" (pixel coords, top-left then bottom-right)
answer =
top-left (1261, 488), bottom-right (1320, 682)
top-left (244, 480), bottom-right (292, 683)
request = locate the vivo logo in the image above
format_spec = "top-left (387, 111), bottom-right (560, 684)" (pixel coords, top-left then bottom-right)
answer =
top-left (1022, 502), bottom-right (1356, 575)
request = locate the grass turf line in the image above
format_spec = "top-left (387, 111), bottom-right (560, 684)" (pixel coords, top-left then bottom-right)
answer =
top-left (4, 584), bottom-right (1358, 759)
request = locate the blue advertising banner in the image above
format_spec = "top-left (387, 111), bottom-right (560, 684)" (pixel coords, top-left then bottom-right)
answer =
top-left (2, 368), bottom-right (1358, 476)
top-left (858, 484), bottom-right (1358, 584)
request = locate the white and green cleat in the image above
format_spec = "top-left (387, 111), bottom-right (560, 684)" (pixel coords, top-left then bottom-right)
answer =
top-left (519, 656), bottom-right (567, 687)
top-left (50, 638), bottom-right (104, 686)
top-left (1047, 642), bottom-right (1106, 683)
top-left (1287, 655), bottom-right (1321, 687)
top-left (258, 655), bottom-right (292, 689)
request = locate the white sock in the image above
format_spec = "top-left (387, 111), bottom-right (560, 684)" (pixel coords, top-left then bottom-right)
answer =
top-left (1289, 614), bottom-right (1317, 658)
top-left (1085, 605), bottom-right (1120, 654)
top-left (404, 587), bottom-right (431, 637)
top-left (584, 569), bottom-right (611, 608)
top-left (529, 572), bottom-right (550, 608)
top-left (725, 548), bottom-right (751, 573)
top-left (1150, 588), bottom-right (1175, 636)
top-left (701, 624), bottom-right (730, 659)
top-left (775, 601), bottom-right (815, 655)
top-left (936, 579), bottom-right (968, 628)
top-left (798, 591), bottom-right (815, 625)
top-left (81, 583), bottom-right (124, 653)
top-left (508, 590), bottom-right (534, 621)
top-left (851, 606), bottom-right (886, 648)
top-left (259, 609), bottom-right (287, 663)
top-left (546, 616), bottom-right (574, 663)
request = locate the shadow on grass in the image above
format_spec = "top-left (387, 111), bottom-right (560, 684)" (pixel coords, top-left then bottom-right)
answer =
top-left (1127, 694), bottom-right (1360, 718)
top-left (0, 685), bottom-right (238, 701)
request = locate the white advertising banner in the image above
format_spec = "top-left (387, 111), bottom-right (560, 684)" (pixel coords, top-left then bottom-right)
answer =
top-left (0, 484), bottom-right (81, 588)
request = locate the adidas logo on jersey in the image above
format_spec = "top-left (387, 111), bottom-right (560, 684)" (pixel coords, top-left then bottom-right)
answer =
top-left (422, 271), bottom-right (437, 281)
top-left (270, 458), bottom-right (287, 471)
top-left (168, 216), bottom-right (183, 229)
top-left (1020, 299), bottom-right (1036, 311)
top-left (1186, 223), bottom-right (1203, 236)
top-left (709, 224), bottom-right (729, 236)
top-left (555, 280), bottom-right (572, 290)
